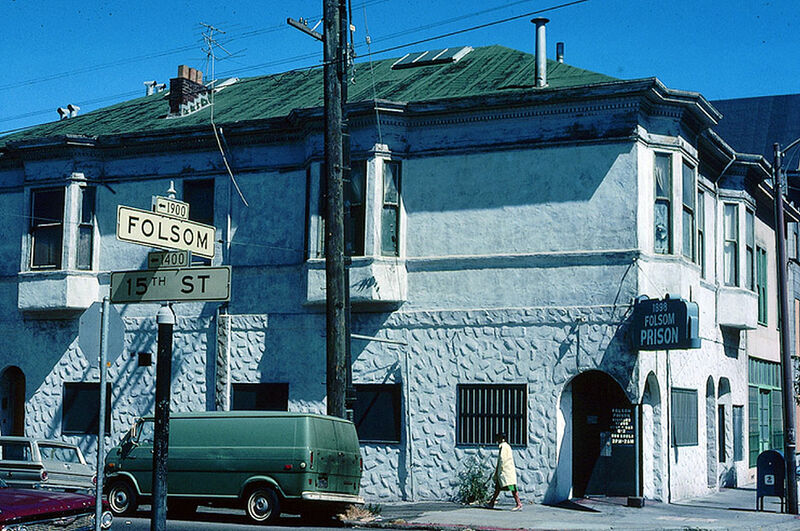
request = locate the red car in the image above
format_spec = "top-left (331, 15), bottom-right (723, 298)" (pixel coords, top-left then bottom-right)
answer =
top-left (0, 478), bottom-right (112, 530)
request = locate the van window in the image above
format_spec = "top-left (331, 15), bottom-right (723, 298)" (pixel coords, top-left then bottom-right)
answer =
top-left (137, 420), bottom-right (155, 445)
top-left (313, 419), bottom-right (338, 449)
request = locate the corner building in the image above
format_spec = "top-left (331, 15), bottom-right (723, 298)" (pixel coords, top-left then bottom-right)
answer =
top-left (0, 41), bottom-right (792, 504)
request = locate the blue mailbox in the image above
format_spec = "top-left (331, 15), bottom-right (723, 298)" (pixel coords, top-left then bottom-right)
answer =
top-left (756, 449), bottom-right (785, 512)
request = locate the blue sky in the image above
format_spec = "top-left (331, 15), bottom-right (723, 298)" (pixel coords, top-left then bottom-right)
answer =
top-left (1, 0), bottom-right (797, 135)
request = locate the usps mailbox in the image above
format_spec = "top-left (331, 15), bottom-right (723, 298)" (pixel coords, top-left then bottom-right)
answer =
top-left (756, 449), bottom-right (785, 512)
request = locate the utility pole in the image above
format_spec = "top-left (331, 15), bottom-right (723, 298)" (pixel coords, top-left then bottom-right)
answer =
top-left (774, 143), bottom-right (798, 514)
top-left (150, 304), bottom-right (175, 531)
top-left (323, 0), bottom-right (347, 419)
top-left (774, 142), bottom-right (799, 514)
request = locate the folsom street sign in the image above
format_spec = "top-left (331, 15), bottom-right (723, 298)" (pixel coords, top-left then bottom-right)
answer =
top-left (110, 266), bottom-right (231, 303)
top-left (631, 296), bottom-right (701, 350)
top-left (116, 205), bottom-right (215, 259)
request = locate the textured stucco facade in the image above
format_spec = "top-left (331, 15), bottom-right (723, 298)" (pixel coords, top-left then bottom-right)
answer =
top-left (0, 61), bottom-right (788, 506)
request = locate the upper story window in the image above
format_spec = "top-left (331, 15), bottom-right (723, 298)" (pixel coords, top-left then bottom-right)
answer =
top-left (757, 246), bottom-right (768, 325)
top-left (29, 183), bottom-right (96, 271)
top-left (309, 151), bottom-right (404, 260)
top-left (745, 208), bottom-right (755, 291)
top-left (31, 189), bottom-right (64, 269)
top-left (681, 161), bottom-right (695, 260)
top-left (697, 190), bottom-right (706, 277)
top-left (723, 203), bottom-right (739, 286)
top-left (381, 161), bottom-right (401, 257)
top-left (654, 153), bottom-right (672, 254)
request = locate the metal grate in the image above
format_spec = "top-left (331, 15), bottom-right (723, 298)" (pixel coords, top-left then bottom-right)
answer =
top-left (457, 384), bottom-right (526, 446)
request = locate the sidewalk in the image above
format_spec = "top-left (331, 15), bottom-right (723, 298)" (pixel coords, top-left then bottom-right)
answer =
top-left (345, 487), bottom-right (800, 530)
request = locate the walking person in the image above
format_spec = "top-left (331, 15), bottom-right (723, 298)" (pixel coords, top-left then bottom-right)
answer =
top-left (487, 432), bottom-right (523, 510)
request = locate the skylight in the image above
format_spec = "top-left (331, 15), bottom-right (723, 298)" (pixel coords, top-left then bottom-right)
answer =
top-left (391, 46), bottom-right (472, 70)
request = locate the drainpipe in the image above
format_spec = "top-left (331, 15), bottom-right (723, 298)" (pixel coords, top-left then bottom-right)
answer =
top-left (531, 18), bottom-right (549, 88)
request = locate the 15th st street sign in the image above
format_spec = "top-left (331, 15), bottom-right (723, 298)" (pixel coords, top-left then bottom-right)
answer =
top-left (116, 205), bottom-right (215, 258)
top-left (110, 266), bottom-right (231, 303)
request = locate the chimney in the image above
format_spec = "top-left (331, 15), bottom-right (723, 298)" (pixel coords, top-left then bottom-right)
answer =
top-left (531, 17), bottom-right (549, 88)
top-left (169, 65), bottom-right (209, 116)
top-left (556, 42), bottom-right (564, 63)
top-left (144, 80), bottom-right (157, 96)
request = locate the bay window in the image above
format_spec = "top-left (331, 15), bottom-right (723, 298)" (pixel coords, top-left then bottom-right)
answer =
top-left (723, 203), bottom-right (739, 286)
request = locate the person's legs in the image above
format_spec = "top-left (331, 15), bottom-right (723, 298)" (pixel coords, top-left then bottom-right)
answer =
top-left (512, 489), bottom-right (523, 509)
top-left (487, 485), bottom-right (501, 508)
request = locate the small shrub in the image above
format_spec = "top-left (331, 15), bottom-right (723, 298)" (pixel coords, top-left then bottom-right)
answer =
top-left (455, 456), bottom-right (491, 505)
top-left (341, 502), bottom-right (382, 521)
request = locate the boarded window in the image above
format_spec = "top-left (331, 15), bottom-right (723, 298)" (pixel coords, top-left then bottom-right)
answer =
top-left (31, 188), bottom-right (65, 269)
top-left (670, 388), bottom-right (698, 446)
top-left (62, 382), bottom-right (111, 435)
top-left (354, 383), bottom-right (402, 443)
top-left (457, 384), bottom-right (526, 446)
top-left (231, 383), bottom-right (289, 411)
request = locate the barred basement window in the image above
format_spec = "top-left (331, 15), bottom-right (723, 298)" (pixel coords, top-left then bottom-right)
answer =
top-left (457, 384), bottom-right (526, 446)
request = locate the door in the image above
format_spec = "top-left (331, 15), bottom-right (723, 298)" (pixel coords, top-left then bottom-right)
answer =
top-left (758, 390), bottom-right (771, 453)
top-left (571, 371), bottom-right (636, 498)
top-left (0, 367), bottom-right (25, 436)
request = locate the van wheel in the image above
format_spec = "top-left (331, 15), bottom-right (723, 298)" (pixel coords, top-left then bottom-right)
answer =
top-left (108, 480), bottom-right (137, 516)
top-left (245, 487), bottom-right (280, 523)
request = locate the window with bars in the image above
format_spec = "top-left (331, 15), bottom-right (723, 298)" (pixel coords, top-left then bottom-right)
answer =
top-left (670, 388), bottom-right (698, 446)
top-left (456, 384), bottom-right (526, 446)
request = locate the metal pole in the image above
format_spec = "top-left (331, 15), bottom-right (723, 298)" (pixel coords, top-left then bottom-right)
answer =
top-left (774, 143), bottom-right (798, 514)
top-left (95, 297), bottom-right (110, 531)
top-left (324, 0), bottom-right (347, 419)
top-left (151, 304), bottom-right (175, 531)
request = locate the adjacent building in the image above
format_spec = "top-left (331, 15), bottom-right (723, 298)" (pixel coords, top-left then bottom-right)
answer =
top-left (0, 26), bottom-right (793, 503)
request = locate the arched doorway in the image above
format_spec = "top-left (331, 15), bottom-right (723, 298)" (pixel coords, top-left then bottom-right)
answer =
top-left (571, 370), bottom-right (635, 497)
top-left (0, 367), bottom-right (25, 436)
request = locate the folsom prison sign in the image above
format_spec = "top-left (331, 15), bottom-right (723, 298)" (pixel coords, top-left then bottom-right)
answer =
top-left (631, 296), bottom-right (700, 350)
top-left (117, 205), bottom-right (215, 258)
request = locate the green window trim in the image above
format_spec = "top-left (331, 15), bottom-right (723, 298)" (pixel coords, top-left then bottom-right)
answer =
top-left (748, 358), bottom-right (783, 467)
top-left (757, 246), bottom-right (768, 326)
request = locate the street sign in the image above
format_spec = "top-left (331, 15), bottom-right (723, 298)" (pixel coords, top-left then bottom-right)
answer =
top-left (116, 205), bottom-right (215, 258)
top-left (631, 296), bottom-right (700, 350)
top-left (79, 301), bottom-right (125, 365)
top-left (148, 250), bottom-right (191, 269)
top-left (153, 196), bottom-right (190, 219)
top-left (110, 266), bottom-right (231, 303)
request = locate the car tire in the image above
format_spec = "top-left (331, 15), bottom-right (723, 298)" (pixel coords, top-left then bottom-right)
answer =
top-left (245, 486), bottom-right (280, 523)
top-left (108, 480), bottom-right (137, 516)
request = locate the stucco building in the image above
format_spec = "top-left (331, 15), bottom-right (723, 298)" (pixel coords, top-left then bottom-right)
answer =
top-left (0, 28), bottom-right (793, 504)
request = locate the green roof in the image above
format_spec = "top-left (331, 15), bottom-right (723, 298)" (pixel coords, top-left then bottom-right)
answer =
top-left (2, 45), bottom-right (617, 146)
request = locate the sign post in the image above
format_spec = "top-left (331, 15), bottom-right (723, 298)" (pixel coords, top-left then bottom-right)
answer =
top-left (113, 193), bottom-right (224, 531)
top-left (94, 297), bottom-right (110, 531)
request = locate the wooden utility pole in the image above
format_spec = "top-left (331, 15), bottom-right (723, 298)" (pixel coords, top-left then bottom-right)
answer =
top-left (324, 0), bottom-right (347, 419)
top-left (774, 142), bottom-right (798, 514)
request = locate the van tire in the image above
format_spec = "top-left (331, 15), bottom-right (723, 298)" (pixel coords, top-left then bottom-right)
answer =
top-left (245, 487), bottom-right (280, 523)
top-left (108, 480), bottom-right (137, 516)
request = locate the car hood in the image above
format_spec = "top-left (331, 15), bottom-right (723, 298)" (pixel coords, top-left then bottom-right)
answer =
top-left (0, 487), bottom-right (94, 520)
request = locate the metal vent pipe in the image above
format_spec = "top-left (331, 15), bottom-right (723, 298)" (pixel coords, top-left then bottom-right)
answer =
top-left (531, 17), bottom-right (549, 87)
top-left (556, 42), bottom-right (564, 63)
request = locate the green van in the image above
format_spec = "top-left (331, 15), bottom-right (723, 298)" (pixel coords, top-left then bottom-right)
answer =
top-left (104, 411), bottom-right (363, 523)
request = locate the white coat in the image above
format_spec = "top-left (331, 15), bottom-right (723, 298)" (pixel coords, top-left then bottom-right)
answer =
top-left (495, 440), bottom-right (517, 487)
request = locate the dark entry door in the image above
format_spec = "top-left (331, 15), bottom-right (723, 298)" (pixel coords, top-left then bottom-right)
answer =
top-left (0, 367), bottom-right (25, 436)
top-left (572, 371), bottom-right (635, 497)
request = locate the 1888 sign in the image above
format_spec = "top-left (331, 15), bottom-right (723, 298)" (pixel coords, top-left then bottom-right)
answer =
top-left (631, 296), bottom-right (701, 350)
